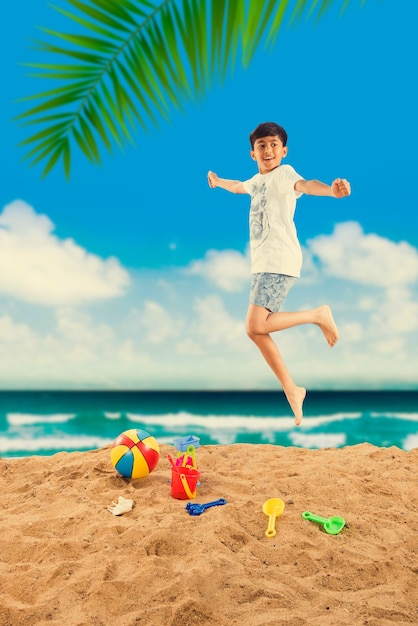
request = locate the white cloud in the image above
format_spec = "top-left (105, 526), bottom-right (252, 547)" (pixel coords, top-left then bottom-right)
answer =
top-left (139, 300), bottom-right (184, 345)
top-left (0, 213), bottom-right (417, 389)
top-left (56, 308), bottom-right (115, 354)
top-left (308, 221), bottom-right (418, 287)
top-left (187, 248), bottom-right (250, 292)
top-left (0, 315), bottom-right (39, 345)
top-left (0, 309), bottom-right (152, 387)
top-left (175, 337), bottom-right (204, 357)
top-left (0, 200), bottom-right (130, 306)
top-left (338, 321), bottom-right (364, 342)
top-left (190, 294), bottom-right (246, 346)
top-left (369, 291), bottom-right (418, 335)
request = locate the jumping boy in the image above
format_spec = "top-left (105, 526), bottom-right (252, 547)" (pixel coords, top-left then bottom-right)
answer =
top-left (208, 121), bottom-right (351, 426)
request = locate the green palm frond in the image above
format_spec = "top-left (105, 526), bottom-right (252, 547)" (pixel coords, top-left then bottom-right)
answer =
top-left (15, 0), bottom-right (364, 178)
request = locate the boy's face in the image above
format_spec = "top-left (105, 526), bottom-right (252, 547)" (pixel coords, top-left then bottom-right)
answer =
top-left (250, 135), bottom-right (288, 174)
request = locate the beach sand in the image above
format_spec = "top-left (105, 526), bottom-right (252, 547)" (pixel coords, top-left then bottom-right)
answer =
top-left (1, 443), bottom-right (417, 626)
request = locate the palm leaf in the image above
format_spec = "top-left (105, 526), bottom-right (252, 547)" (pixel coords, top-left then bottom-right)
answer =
top-left (15, 0), bottom-right (366, 178)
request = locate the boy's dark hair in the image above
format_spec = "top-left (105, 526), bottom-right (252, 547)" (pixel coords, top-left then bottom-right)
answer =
top-left (249, 122), bottom-right (287, 149)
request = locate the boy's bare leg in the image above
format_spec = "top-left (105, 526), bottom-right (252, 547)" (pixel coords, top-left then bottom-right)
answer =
top-left (246, 304), bottom-right (339, 425)
top-left (248, 304), bottom-right (339, 347)
top-left (249, 332), bottom-right (306, 425)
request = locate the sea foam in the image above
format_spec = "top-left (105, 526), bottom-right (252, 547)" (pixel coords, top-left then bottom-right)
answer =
top-left (7, 413), bottom-right (76, 426)
top-left (0, 434), bottom-right (112, 454)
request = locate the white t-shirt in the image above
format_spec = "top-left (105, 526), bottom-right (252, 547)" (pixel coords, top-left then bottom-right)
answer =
top-left (242, 164), bottom-right (304, 277)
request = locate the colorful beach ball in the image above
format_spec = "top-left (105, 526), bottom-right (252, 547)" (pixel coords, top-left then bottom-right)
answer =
top-left (110, 428), bottom-right (160, 479)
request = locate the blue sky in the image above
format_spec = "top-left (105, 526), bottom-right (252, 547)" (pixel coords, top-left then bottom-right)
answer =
top-left (1, 0), bottom-right (417, 390)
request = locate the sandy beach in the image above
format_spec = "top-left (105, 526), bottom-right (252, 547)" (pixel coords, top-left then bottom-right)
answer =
top-left (1, 442), bottom-right (417, 625)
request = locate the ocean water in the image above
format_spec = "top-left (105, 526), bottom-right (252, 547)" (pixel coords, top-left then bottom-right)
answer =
top-left (0, 390), bottom-right (417, 458)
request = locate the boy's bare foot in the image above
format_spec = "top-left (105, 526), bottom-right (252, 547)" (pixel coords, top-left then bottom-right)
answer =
top-left (317, 305), bottom-right (339, 347)
top-left (285, 386), bottom-right (306, 426)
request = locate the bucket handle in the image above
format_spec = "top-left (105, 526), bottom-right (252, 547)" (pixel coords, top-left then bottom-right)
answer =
top-left (180, 473), bottom-right (196, 499)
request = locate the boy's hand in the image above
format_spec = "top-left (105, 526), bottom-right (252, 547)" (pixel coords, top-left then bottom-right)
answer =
top-left (208, 170), bottom-right (218, 188)
top-left (332, 178), bottom-right (351, 198)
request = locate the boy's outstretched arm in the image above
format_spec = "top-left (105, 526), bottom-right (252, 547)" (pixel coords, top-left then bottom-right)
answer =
top-left (208, 170), bottom-right (247, 194)
top-left (295, 177), bottom-right (351, 198)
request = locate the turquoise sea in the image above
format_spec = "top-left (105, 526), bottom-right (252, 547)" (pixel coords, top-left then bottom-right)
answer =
top-left (0, 390), bottom-right (417, 458)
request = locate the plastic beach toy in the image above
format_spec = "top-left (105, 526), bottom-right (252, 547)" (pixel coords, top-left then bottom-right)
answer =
top-left (174, 436), bottom-right (200, 469)
top-left (173, 435), bottom-right (200, 453)
top-left (176, 445), bottom-right (197, 469)
top-left (186, 498), bottom-right (227, 516)
top-left (107, 496), bottom-right (134, 516)
top-left (110, 428), bottom-right (160, 478)
top-left (168, 454), bottom-right (200, 500)
top-left (262, 498), bottom-right (285, 537)
top-left (302, 511), bottom-right (346, 535)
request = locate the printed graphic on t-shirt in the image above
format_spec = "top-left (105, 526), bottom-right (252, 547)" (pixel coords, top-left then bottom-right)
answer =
top-left (250, 180), bottom-right (269, 249)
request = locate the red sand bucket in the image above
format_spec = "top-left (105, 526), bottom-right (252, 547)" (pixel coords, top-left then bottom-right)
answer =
top-left (170, 465), bottom-right (200, 500)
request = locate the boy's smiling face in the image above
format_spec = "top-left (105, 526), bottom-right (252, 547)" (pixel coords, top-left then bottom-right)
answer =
top-left (250, 135), bottom-right (288, 174)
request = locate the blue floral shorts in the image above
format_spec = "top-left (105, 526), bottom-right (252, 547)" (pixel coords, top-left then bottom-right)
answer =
top-left (249, 273), bottom-right (296, 312)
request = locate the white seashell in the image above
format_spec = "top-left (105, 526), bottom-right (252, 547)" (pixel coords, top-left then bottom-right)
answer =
top-left (107, 496), bottom-right (134, 516)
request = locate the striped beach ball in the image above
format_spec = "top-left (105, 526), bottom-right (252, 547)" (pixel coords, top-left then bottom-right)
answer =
top-left (110, 428), bottom-right (160, 479)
